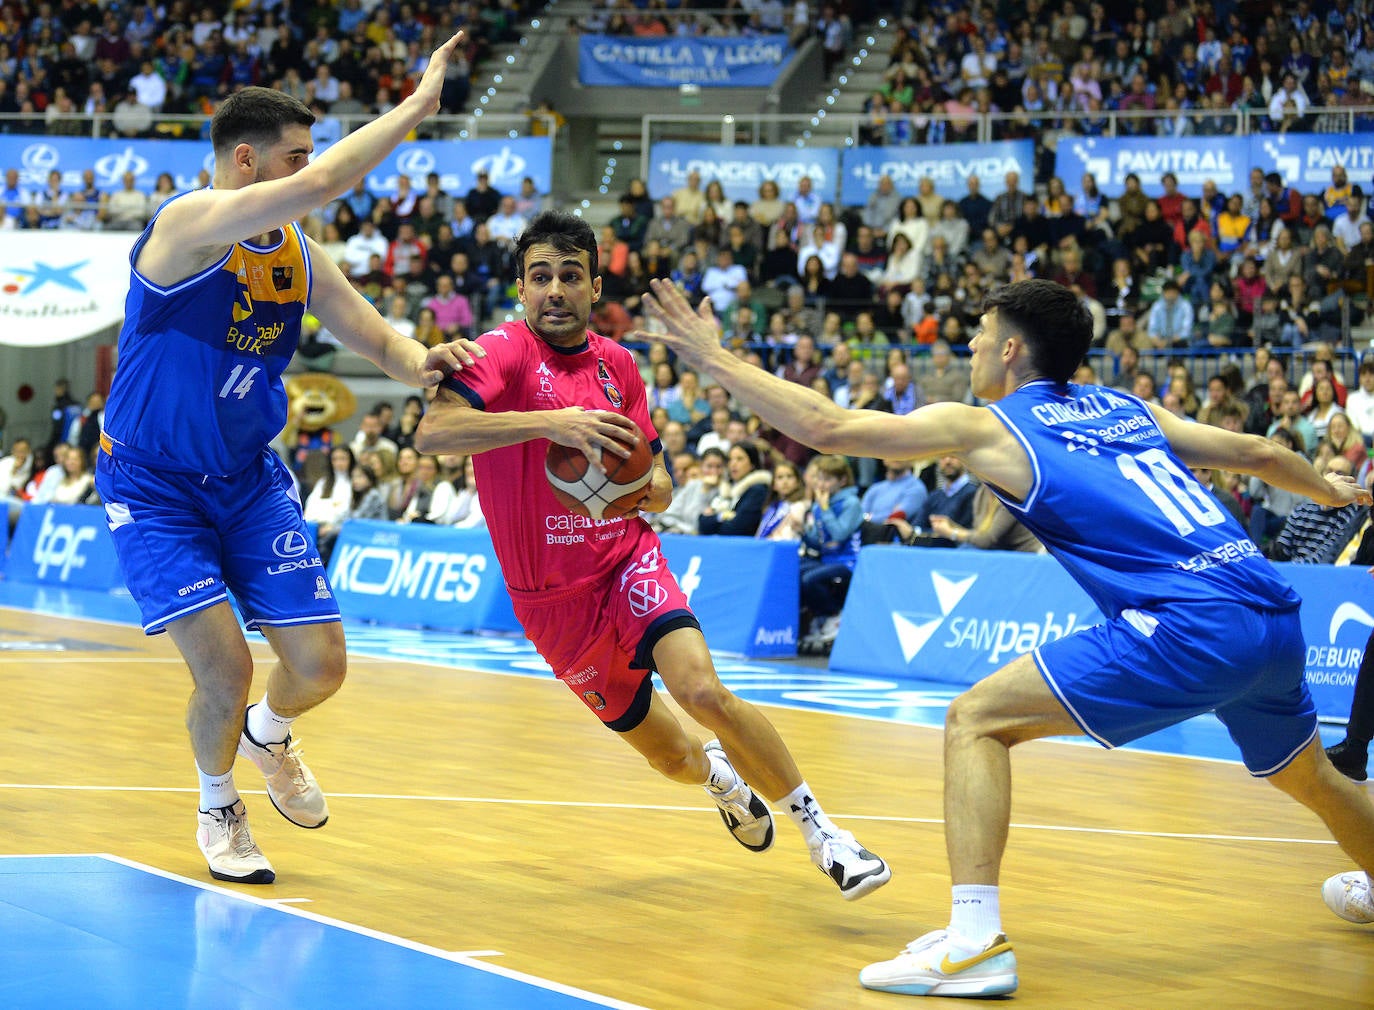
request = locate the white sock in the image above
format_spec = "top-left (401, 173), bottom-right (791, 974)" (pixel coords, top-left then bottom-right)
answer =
top-left (197, 762), bottom-right (238, 811)
top-left (949, 885), bottom-right (1003, 945)
top-left (704, 747), bottom-right (739, 793)
top-left (782, 782), bottom-right (839, 846)
top-left (246, 697), bottom-right (294, 745)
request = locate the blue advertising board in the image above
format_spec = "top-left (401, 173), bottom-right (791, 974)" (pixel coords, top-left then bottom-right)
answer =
top-left (326, 522), bottom-right (798, 658)
top-left (0, 136), bottom-right (552, 199)
top-left (579, 35), bottom-right (792, 87)
top-left (648, 142), bottom-right (839, 204)
top-left (658, 533), bottom-right (799, 657)
top-left (1057, 136), bottom-right (1250, 197)
top-left (830, 546), bottom-right (1369, 723)
top-left (6, 503), bottom-right (126, 592)
top-left (1247, 133), bottom-right (1374, 194)
top-left (839, 140), bottom-right (1035, 205)
top-left (328, 520), bottom-right (519, 634)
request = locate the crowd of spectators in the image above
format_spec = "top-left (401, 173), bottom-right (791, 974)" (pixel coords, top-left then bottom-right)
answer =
top-left (5, 1), bottom-right (1374, 647)
top-left (860, 0), bottom-right (1372, 150)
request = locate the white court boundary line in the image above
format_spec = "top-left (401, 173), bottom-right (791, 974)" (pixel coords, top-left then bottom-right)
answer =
top-left (0, 852), bottom-right (651, 1010)
top-left (0, 782), bottom-right (1337, 848)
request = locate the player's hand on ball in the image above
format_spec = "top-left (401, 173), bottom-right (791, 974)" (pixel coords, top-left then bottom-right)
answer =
top-left (546, 407), bottom-right (637, 473)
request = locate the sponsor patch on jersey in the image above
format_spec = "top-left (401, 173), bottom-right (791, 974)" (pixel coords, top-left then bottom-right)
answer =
top-left (272, 266), bottom-right (294, 291)
top-left (582, 690), bottom-right (607, 711)
top-left (602, 381), bottom-right (623, 408)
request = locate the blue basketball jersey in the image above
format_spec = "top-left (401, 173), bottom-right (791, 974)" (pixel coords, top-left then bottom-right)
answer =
top-left (103, 193), bottom-right (313, 475)
top-left (987, 379), bottom-right (1299, 617)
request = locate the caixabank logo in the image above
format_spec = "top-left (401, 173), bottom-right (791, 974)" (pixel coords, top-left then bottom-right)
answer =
top-left (890, 569), bottom-right (1098, 669)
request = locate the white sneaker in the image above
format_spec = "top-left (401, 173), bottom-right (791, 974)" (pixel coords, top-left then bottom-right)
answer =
top-left (859, 928), bottom-right (1018, 997)
top-left (815, 614), bottom-right (843, 643)
top-left (811, 829), bottom-right (890, 900)
top-left (1323, 871), bottom-right (1374, 923)
top-left (238, 717), bottom-right (329, 829)
top-left (196, 800), bottom-right (276, 885)
top-left (703, 740), bottom-right (774, 852)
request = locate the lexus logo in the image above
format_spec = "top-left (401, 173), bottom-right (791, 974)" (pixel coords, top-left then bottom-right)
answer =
top-left (627, 578), bottom-right (667, 618)
top-left (272, 531), bottom-right (310, 559)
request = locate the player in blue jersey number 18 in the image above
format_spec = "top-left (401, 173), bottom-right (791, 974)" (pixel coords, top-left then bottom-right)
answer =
top-left (645, 275), bottom-right (1374, 999)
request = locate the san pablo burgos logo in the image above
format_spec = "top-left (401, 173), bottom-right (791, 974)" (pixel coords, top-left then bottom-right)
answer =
top-left (891, 570), bottom-right (1092, 666)
top-left (1307, 601), bottom-right (1374, 687)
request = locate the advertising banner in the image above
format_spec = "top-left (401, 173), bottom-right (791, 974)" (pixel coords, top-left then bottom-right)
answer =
top-left (6, 503), bottom-right (126, 591)
top-left (0, 136), bottom-right (552, 200)
top-left (830, 547), bottom-right (1368, 722)
top-left (648, 142), bottom-right (839, 204)
top-left (328, 520), bottom-right (519, 634)
top-left (0, 231), bottom-right (137, 347)
top-left (1057, 136), bottom-right (1250, 197)
top-left (1247, 133), bottom-right (1374, 193)
top-left (839, 140), bottom-right (1035, 205)
top-left (579, 35), bottom-right (792, 87)
top-left (658, 533), bottom-right (799, 657)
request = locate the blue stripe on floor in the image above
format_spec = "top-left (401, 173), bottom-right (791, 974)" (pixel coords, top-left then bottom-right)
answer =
top-left (0, 855), bottom-right (645, 1010)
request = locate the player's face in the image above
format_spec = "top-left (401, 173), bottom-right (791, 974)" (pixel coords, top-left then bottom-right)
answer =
top-left (253, 125), bottom-right (314, 184)
top-left (518, 243), bottom-right (602, 347)
top-left (968, 310), bottom-right (1010, 401)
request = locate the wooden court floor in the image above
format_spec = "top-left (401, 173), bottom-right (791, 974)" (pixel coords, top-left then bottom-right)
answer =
top-left (1, 605), bottom-right (1371, 1009)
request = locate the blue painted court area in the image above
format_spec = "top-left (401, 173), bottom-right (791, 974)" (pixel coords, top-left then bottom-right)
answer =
top-left (0, 855), bottom-right (646, 1010)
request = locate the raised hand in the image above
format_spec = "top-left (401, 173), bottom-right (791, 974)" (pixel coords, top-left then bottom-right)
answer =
top-left (412, 31), bottom-right (466, 115)
top-left (639, 278), bottom-right (722, 366)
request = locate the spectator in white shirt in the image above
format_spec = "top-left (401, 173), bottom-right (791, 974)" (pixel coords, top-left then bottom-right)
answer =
top-left (485, 194), bottom-right (527, 249)
top-left (1267, 72), bottom-right (1309, 123)
top-left (701, 247), bottom-right (748, 314)
top-left (1345, 359), bottom-right (1374, 444)
top-left (303, 447), bottom-right (356, 527)
top-left (341, 219), bottom-right (389, 277)
top-left (128, 61), bottom-right (166, 110)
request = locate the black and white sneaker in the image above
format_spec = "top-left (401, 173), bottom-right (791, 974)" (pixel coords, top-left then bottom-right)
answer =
top-left (703, 740), bottom-right (774, 852)
top-left (811, 830), bottom-right (890, 900)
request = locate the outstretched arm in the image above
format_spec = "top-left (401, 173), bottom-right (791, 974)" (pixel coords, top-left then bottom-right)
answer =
top-left (640, 278), bottom-right (979, 461)
top-left (152, 31), bottom-right (466, 253)
top-left (1150, 403), bottom-right (1371, 507)
top-left (306, 239), bottom-right (481, 387)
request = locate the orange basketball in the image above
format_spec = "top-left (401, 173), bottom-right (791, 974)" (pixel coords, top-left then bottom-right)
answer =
top-left (545, 419), bottom-right (654, 521)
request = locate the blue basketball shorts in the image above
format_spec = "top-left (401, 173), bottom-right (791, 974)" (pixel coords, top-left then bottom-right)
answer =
top-left (94, 447), bottom-right (340, 635)
top-left (1034, 599), bottom-right (1315, 776)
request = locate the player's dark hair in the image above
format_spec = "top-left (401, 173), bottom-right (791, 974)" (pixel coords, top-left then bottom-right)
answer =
top-left (515, 210), bottom-right (599, 279)
top-left (210, 87), bottom-right (315, 158)
top-left (982, 279), bottom-right (1093, 384)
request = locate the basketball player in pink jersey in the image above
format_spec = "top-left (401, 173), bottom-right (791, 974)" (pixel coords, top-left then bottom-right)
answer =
top-left (416, 210), bottom-right (889, 899)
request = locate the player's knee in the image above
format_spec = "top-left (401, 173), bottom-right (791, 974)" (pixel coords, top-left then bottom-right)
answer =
top-left (670, 675), bottom-right (734, 727)
top-left (945, 690), bottom-right (994, 744)
top-left (285, 641), bottom-right (348, 694)
top-left (644, 741), bottom-right (696, 780)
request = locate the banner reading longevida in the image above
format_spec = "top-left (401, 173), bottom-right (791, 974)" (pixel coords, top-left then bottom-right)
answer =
top-left (839, 140), bottom-right (1036, 205)
top-left (649, 142), bottom-right (840, 205)
top-left (579, 35), bottom-right (793, 87)
top-left (0, 231), bottom-right (137, 347)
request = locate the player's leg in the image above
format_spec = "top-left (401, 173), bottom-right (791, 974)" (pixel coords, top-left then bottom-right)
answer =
top-left (165, 604), bottom-right (275, 884)
top-left (616, 686), bottom-right (774, 854)
top-left (229, 621), bottom-right (343, 830)
top-left (652, 626), bottom-right (889, 898)
top-left (217, 455), bottom-right (343, 832)
top-left (1267, 738), bottom-right (1374, 924)
top-left (860, 650), bottom-right (1081, 997)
